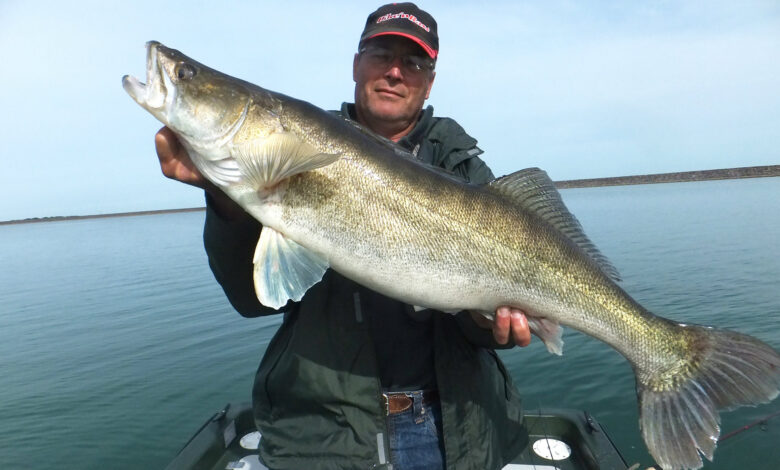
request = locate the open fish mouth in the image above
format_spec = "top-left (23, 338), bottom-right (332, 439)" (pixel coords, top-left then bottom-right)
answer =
top-left (122, 41), bottom-right (169, 111)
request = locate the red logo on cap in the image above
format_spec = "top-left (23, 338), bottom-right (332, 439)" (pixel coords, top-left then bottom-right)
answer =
top-left (376, 12), bottom-right (430, 32)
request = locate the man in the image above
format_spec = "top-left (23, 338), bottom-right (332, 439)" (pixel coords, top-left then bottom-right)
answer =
top-left (155, 3), bottom-right (532, 469)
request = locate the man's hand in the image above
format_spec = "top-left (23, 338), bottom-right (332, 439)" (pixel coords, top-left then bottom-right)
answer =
top-left (471, 307), bottom-right (531, 347)
top-left (155, 126), bottom-right (245, 219)
top-left (155, 126), bottom-right (208, 188)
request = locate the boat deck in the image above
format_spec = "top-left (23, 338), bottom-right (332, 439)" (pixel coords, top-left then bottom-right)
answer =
top-left (165, 402), bottom-right (629, 470)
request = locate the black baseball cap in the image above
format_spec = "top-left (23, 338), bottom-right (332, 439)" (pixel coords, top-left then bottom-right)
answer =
top-left (359, 3), bottom-right (439, 59)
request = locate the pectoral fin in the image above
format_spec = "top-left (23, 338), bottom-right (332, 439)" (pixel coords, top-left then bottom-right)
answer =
top-left (232, 132), bottom-right (340, 189)
top-left (252, 226), bottom-right (329, 309)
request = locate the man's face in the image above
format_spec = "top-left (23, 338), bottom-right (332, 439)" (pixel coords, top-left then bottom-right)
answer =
top-left (353, 36), bottom-right (436, 138)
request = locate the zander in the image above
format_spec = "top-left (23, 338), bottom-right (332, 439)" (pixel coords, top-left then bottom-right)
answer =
top-left (124, 41), bottom-right (780, 470)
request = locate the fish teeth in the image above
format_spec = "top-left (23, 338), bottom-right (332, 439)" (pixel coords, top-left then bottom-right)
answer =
top-left (144, 41), bottom-right (166, 109)
top-left (146, 41), bottom-right (156, 87)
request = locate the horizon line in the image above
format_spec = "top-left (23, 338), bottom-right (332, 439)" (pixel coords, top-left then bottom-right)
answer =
top-left (2, 165), bottom-right (777, 226)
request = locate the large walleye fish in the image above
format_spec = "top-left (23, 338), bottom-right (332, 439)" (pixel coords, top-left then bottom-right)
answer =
top-left (124, 41), bottom-right (779, 469)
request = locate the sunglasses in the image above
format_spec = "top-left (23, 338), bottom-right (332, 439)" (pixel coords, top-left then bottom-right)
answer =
top-left (359, 45), bottom-right (435, 74)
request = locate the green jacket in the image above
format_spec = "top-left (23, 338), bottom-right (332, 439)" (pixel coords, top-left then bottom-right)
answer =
top-left (203, 105), bottom-right (527, 469)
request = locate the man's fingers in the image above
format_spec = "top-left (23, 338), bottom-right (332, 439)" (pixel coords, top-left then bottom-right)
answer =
top-left (155, 127), bottom-right (181, 163)
top-left (510, 311), bottom-right (531, 347)
top-left (155, 127), bottom-right (184, 180)
top-left (154, 126), bottom-right (208, 187)
top-left (493, 307), bottom-right (511, 344)
top-left (492, 306), bottom-right (532, 347)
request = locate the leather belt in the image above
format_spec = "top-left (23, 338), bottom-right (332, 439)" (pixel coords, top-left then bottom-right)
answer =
top-left (382, 390), bottom-right (439, 415)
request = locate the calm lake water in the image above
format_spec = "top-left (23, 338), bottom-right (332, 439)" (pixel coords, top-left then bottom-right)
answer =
top-left (1, 178), bottom-right (778, 469)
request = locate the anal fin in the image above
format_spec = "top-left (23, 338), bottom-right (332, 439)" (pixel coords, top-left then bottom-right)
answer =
top-left (526, 315), bottom-right (564, 355)
top-left (475, 310), bottom-right (564, 354)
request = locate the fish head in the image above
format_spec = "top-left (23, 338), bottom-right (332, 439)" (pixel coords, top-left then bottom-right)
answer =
top-left (122, 41), bottom-right (254, 145)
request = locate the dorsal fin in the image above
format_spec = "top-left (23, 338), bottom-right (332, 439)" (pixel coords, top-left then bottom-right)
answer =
top-left (488, 168), bottom-right (621, 282)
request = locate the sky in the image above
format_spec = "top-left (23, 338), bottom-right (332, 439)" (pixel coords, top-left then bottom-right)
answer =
top-left (0, 0), bottom-right (778, 221)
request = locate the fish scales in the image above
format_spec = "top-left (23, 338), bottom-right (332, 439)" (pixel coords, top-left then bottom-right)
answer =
top-left (277, 140), bottom-right (695, 454)
top-left (279, 151), bottom-right (655, 362)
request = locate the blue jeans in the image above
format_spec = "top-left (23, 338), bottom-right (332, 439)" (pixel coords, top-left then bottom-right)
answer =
top-left (387, 391), bottom-right (445, 470)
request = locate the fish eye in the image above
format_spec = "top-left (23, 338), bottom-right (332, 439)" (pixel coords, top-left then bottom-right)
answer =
top-left (176, 63), bottom-right (196, 81)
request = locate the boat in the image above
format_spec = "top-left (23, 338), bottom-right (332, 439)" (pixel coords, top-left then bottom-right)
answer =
top-left (164, 402), bottom-right (631, 470)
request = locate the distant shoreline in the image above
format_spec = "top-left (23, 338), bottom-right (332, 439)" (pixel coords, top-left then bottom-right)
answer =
top-left (2, 165), bottom-right (777, 225)
top-left (554, 164), bottom-right (779, 189)
top-left (0, 207), bottom-right (205, 226)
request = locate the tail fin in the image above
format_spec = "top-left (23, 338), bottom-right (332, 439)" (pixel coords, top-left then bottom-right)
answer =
top-left (638, 326), bottom-right (780, 470)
